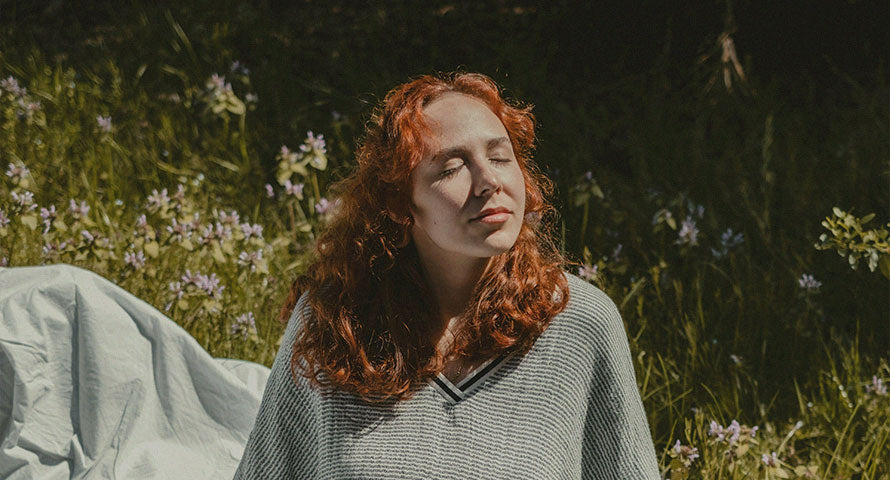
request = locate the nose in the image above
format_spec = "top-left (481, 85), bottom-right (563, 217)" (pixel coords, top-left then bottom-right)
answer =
top-left (473, 160), bottom-right (502, 197)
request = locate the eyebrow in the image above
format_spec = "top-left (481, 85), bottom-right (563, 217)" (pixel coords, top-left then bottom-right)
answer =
top-left (430, 136), bottom-right (512, 163)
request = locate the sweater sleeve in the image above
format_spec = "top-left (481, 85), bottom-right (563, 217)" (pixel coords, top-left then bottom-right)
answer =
top-left (233, 293), bottom-right (319, 479)
top-left (581, 293), bottom-right (661, 479)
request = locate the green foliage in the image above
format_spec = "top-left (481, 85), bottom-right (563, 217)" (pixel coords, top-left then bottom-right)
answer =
top-left (1, 6), bottom-right (887, 478)
top-left (815, 207), bottom-right (890, 279)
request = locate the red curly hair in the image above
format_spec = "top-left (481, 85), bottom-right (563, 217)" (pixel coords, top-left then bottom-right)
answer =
top-left (280, 71), bottom-right (570, 403)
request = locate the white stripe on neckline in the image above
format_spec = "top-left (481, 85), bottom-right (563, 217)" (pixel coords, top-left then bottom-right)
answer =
top-left (429, 351), bottom-right (515, 405)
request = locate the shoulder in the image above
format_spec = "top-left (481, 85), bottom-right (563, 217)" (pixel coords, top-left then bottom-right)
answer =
top-left (554, 271), bottom-right (627, 350)
top-left (282, 290), bottom-right (311, 348)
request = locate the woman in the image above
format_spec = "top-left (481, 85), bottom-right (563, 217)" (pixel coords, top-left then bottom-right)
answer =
top-left (234, 72), bottom-right (661, 479)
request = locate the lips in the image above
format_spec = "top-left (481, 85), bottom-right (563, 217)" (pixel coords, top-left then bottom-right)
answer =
top-left (472, 207), bottom-right (511, 221)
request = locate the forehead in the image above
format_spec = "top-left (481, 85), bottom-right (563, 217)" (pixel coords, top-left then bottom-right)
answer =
top-left (420, 93), bottom-right (508, 149)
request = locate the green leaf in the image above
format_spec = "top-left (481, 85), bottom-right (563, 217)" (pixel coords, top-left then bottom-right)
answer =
top-left (879, 256), bottom-right (890, 280)
top-left (144, 241), bottom-right (160, 258)
top-left (308, 153), bottom-right (327, 171)
top-left (211, 242), bottom-right (226, 263)
top-left (226, 96), bottom-right (245, 116)
top-left (861, 213), bottom-right (875, 225)
top-left (20, 214), bottom-right (38, 230)
top-left (573, 192), bottom-right (589, 207)
top-left (773, 466), bottom-right (790, 479)
top-left (833, 206), bottom-right (843, 217)
top-left (290, 162), bottom-right (309, 178)
top-left (591, 184), bottom-right (604, 199)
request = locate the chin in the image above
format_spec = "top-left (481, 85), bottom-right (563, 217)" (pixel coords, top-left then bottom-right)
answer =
top-left (480, 235), bottom-right (520, 255)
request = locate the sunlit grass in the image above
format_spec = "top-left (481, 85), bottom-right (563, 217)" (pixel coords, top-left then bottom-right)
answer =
top-left (1, 24), bottom-right (888, 479)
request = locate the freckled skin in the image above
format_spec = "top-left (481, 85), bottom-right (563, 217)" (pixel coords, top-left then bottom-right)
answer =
top-left (408, 93), bottom-right (526, 276)
top-left (406, 93), bottom-right (527, 375)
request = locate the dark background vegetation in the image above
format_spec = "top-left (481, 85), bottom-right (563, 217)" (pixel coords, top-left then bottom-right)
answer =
top-left (2, 0), bottom-right (888, 455)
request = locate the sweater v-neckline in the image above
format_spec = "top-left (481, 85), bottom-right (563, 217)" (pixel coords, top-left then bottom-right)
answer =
top-left (429, 350), bottom-right (515, 405)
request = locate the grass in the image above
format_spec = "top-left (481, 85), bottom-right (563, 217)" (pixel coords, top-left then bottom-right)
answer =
top-left (1, 4), bottom-right (888, 478)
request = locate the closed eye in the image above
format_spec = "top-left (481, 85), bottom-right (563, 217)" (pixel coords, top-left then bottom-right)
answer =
top-left (440, 158), bottom-right (511, 178)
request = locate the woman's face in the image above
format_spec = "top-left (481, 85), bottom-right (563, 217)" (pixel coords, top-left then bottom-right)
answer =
top-left (408, 92), bottom-right (526, 270)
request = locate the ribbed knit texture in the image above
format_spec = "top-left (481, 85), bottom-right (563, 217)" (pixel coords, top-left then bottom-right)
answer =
top-left (234, 272), bottom-right (661, 479)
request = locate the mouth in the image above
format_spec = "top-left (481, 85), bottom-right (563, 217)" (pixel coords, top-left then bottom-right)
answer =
top-left (471, 207), bottom-right (511, 222)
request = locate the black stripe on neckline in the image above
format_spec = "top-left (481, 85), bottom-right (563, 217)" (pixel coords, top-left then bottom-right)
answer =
top-left (433, 376), bottom-right (463, 402)
top-left (457, 351), bottom-right (511, 391)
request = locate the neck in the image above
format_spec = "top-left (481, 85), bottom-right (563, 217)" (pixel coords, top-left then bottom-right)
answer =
top-left (414, 246), bottom-right (493, 327)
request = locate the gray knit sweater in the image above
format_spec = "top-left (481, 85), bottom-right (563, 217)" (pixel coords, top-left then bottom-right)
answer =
top-left (234, 272), bottom-right (661, 479)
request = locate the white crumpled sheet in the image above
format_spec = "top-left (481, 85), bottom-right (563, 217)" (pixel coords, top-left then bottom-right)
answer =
top-left (0, 263), bottom-right (271, 479)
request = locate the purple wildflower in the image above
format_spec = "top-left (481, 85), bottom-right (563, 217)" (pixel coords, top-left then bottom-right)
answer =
top-left (0, 209), bottom-right (9, 228)
top-left (181, 269), bottom-right (198, 285)
top-left (687, 202), bottom-right (705, 219)
top-left (69, 199), bottom-right (90, 218)
top-left (240, 222), bottom-right (264, 239)
top-left (675, 216), bottom-right (700, 246)
top-left (166, 281), bottom-right (185, 311)
top-left (80, 230), bottom-right (95, 244)
top-left (231, 312), bottom-right (257, 339)
top-left (237, 249), bottom-right (264, 272)
top-left (166, 217), bottom-right (194, 242)
top-left (725, 420), bottom-right (741, 444)
top-left (300, 131), bottom-right (327, 154)
top-left (315, 197), bottom-right (341, 216)
top-left (96, 115), bottom-right (112, 133)
top-left (208, 74), bottom-right (233, 94)
top-left (712, 227), bottom-right (745, 258)
top-left (169, 280), bottom-right (185, 299)
top-left (124, 250), bottom-right (147, 269)
top-left (230, 60), bottom-right (249, 76)
top-left (6, 163), bottom-right (29, 180)
top-left (245, 93), bottom-right (258, 104)
top-left (0, 257), bottom-right (7, 267)
top-left (866, 375), bottom-right (887, 396)
top-left (671, 439), bottom-right (700, 467)
top-left (11, 190), bottom-right (37, 211)
top-left (708, 420), bottom-right (726, 441)
top-left (39, 204), bottom-right (57, 234)
top-left (42, 240), bottom-right (69, 256)
top-left (1, 76), bottom-right (24, 96)
top-left (193, 272), bottom-right (224, 298)
top-left (761, 451), bottom-right (778, 467)
top-left (284, 179), bottom-right (304, 198)
top-left (171, 184), bottom-right (186, 204)
top-left (721, 228), bottom-right (744, 248)
top-left (218, 209), bottom-right (240, 226)
top-left (198, 221), bottom-right (231, 244)
top-left (577, 264), bottom-right (598, 281)
top-left (265, 183), bottom-right (275, 198)
top-left (278, 145), bottom-right (299, 164)
top-left (147, 188), bottom-right (170, 210)
top-left (798, 273), bottom-right (822, 292)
